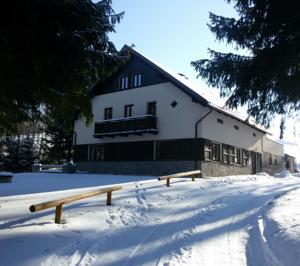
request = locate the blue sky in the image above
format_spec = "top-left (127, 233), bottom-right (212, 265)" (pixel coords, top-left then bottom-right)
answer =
top-left (109, 0), bottom-right (299, 160)
top-left (110, 0), bottom-right (237, 84)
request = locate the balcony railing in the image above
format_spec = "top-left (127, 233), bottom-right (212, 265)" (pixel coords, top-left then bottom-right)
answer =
top-left (94, 115), bottom-right (158, 138)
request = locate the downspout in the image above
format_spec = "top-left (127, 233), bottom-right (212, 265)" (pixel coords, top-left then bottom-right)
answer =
top-left (194, 107), bottom-right (213, 171)
top-left (195, 108), bottom-right (213, 139)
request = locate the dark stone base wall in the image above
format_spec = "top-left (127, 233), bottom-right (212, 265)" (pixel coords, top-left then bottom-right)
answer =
top-left (76, 160), bottom-right (251, 177)
top-left (201, 161), bottom-right (251, 177)
top-left (76, 161), bottom-right (200, 176)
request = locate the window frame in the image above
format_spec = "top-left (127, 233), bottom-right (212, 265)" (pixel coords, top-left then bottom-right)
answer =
top-left (124, 104), bottom-right (134, 117)
top-left (119, 75), bottom-right (129, 90)
top-left (147, 101), bottom-right (157, 116)
top-left (242, 150), bottom-right (249, 166)
top-left (223, 145), bottom-right (230, 164)
top-left (89, 144), bottom-right (104, 161)
top-left (132, 72), bottom-right (142, 88)
top-left (104, 107), bottom-right (113, 120)
top-left (205, 141), bottom-right (220, 161)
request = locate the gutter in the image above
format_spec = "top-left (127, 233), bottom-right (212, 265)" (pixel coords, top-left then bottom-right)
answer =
top-left (195, 108), bottom-right (213, 139)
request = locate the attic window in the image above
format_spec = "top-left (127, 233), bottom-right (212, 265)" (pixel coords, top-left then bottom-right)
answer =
top-left (234, 125), bottom-right (239, 130)
top-left (119, 75), bottom-right (129, 90)
top-left (132, 73), bottom-right (142, 88)
top-left (171, 101), bottom-right (178, 108)
top-left (217, 118), bottom-right (223, 124)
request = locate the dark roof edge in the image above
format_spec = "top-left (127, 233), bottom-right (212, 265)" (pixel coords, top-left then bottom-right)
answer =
top-left (117, 45), bottom-right (269, 134)
top-left (121, 45), bottom-right (209, 106)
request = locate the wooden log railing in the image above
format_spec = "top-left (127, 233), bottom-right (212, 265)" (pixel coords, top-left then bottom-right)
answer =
top-left (29, 186), bottom-right (122, 224)
top-left (158, 170), bottom-right (201, 187)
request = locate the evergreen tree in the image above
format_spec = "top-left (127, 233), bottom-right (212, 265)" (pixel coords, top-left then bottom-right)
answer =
top-left (39, 109), bottom-right (74, 164)
top-left (0, 0), bottom-right (123, 135)
top-left (1, 137), bottom-right (37, 172)
top-left (192, 0), bottom-right (300, 126)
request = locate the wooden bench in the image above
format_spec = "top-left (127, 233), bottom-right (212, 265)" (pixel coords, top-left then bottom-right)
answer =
top-left (158, 170), bottom-right (201, 187)
top-left (29, 186), bottom-right (122, 224)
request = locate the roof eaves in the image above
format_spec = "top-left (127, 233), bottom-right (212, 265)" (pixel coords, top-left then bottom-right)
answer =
top-left (125, 46), bottom-right (209, 106)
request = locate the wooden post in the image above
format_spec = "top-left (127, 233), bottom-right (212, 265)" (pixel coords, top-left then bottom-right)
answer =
top-left (166, 178), bottom-right (170, 187)
top-left (192, 175), bottom-right (195, 182)
top-left (107, 191), bottom-right (112, 206)
top-left (55, 204), bottom-right (63, 224)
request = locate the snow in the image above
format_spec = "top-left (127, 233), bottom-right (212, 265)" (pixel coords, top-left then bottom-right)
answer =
top-left (0, 171), bottom-right (13, 176)
top-left (274, 170), bottom-right (292, 178)
top-left (1, 172), bottom-right (300, 266)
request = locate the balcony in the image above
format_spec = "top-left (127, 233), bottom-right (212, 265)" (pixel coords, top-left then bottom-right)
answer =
top-left (94, 115), bottom-right (158, 138)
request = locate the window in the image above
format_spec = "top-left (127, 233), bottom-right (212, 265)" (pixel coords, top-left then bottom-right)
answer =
top-left (236, 149), bottom-right (241, 164)
top-left (217, 118), bottom-right (224, 124)
top-left (253, 133), bottom-right (257, 137)
top-left (124, 104), bottom-right (134, 117)
top-left (204, 142), bottom-right (212, 160)
top-left (89, 144), bottom-right (104, 161)
top-left (274, 157), bottom-right (278, 166)
top-left (132, 73), bottom-right (142, 88)
top-left (223, 145), bottom-right (242, 164)
top-left (211, 143), bottom-right (221, 161)
top-left (119, 75), bottom-right (129, 90)
top-left (104, 107), bottom-right (113, 120)
top-left (205, 141), bottom-right (220, 161)
top-left (230, 148), bottom-right (241, 164)
top-left (269, 154), bottom-right (273, 165)
top-left (229, 146), bottom-right (236, 164)
top-left (147, 102), bottom-right (157, 116)
top-left (223, 145), bottom-right (230, 163)
top-left (234, 125), bottom-right (239, 130)
top-left (242, 150), bottom-right (249, 166)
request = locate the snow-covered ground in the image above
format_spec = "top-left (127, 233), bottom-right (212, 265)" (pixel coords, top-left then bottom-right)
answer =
top-left (1, 172), bottom-right (300, 266)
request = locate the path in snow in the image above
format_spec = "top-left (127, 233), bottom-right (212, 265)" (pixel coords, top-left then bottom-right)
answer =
top-left (1, 174), bottom-right (300, 266)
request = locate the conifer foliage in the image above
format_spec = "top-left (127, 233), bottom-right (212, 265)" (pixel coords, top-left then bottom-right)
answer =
top-left (0, 137), bottom-right (37, 172)
top-left (0, 0), bottom-right (123, 135)
top-left (40, 117), bottom-right (74, 164)
top-left (192, 0), bottom-right (300, 125)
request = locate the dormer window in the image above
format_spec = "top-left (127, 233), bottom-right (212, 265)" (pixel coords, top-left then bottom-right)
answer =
top-left (132, 73), bottom-right (142, 88)
top-left (120, 75), bottom-right (129, 90)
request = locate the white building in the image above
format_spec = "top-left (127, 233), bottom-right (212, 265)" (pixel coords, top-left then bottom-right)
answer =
top-left (74, 46), bottom-right (285, 176)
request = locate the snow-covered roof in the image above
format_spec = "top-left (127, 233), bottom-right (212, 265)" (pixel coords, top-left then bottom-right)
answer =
top-left (125, 45), bottom-right (269, 134)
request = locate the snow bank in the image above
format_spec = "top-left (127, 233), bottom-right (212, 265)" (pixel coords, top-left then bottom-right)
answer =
top-left (275, 170), bottom-right (291, 178)
top-left (0, 172), bottom-right (155, 197)
top-left (1, 173), bottom-right (300, 266)
top-left (0, 171), bottom-right (13, 176)
top-left (261, 188), bottom-right (300, 266)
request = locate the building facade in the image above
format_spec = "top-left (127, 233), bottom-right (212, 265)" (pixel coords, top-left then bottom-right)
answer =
top-left (74, 46), bottom-right (285, 176)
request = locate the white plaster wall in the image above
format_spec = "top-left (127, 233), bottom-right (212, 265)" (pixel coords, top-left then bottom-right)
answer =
top-left (74, 82), bottom-right (206, 144)
top-left (262, 136), bottom-right (284, 156)
top-left (74, 81), bottom-right (267, 154)
top-left (199, 110), bottom-right (264, 152)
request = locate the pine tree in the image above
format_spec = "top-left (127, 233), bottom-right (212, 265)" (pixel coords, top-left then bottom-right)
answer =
top-left (192, 0), bottom-right (300, 126)
top-left (0, 0), bottom-right (123, 135)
